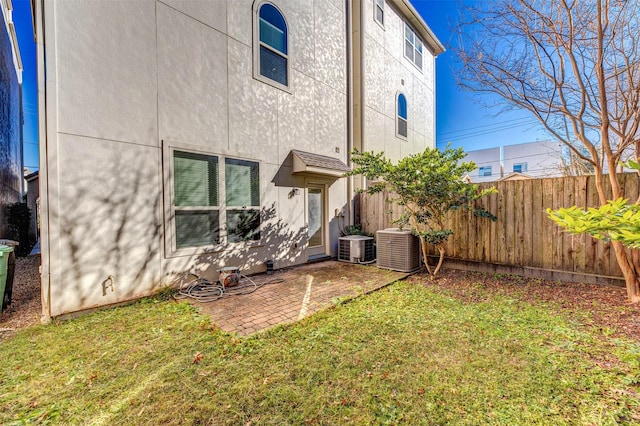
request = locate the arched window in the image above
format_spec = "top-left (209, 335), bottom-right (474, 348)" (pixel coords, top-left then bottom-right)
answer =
top-left (397, 93), bottom-right (407, 138)
top-left (255, 2), bottom-right (288, 88)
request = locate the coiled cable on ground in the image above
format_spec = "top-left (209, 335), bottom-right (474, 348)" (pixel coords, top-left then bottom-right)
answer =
top-left (173, 273), bottom-right (284, 303)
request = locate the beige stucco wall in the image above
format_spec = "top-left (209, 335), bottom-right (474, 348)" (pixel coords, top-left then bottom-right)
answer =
top-left (40, 0), bottom-right (348, 317)
top-left (359, 0), bottom-right (436, 161)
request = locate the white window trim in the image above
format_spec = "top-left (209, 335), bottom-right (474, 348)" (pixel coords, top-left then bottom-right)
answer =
top-left (404, 23), bottom-right (424, 72)
top-left (396, 92), bottom-right (408, 140)
top-left (374, 0), bottom-right (385, 28)
top-left (252, 1), bottom-right (292, 93)
top-left (162, 141), bottom-right (263, 258)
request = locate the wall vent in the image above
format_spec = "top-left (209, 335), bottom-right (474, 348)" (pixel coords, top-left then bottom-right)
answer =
top-left (376, 228), bottom-right (421, 272)
top-left (338, 236), bottom-right (375, 263)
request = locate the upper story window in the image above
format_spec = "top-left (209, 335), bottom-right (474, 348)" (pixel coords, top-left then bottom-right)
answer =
top-left (397, 93), bottom-right (408, 138)
top-left (255, 2), bottom-right (289, 89)
top-left (374, 0), bottom-right (384, 26)
top-left (513, 163), bottom-right (528, 173)
top-left (404, 23), bottom-right (423, 70)
top-left (479, 166), bottom-right (492, 177)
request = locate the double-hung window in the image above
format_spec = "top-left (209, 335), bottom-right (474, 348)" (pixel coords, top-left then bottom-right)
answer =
top-left (397, 93), bottom-right (408, 138)
top-left (173, 151), bottom-right (219, 249)
top-left (172, 150), bottom-right (260, 250)
top-left (256, 2), bottom-right (288, 88)
top-left (404, 23), bottom-right (423, 70)
top-left (374, 0), bottom-right (384, 26)
top-left (225, 158), bottom-right (260, 243)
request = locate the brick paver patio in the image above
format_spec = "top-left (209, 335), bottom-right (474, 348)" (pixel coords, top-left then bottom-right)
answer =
top-left (191, 260), bottom-right (410, 336)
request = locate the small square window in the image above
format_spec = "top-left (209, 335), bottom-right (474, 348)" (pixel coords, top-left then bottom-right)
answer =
top-left (513, 163), bottom-right (527, 173)
top-left (479, 166), bottom-right (492, 177)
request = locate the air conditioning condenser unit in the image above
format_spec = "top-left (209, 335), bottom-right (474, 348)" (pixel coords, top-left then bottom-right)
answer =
top-left (376, 228), bottom-right (421, 272)
top-left (338, 235), bottom-right (375, 263)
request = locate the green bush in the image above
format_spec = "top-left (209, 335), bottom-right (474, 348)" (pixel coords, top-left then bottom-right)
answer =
top-left (7, 202), bottom-right (32, 256)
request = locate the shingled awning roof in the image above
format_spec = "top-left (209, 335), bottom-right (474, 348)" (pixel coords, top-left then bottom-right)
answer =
top-left (291, 150), bottom-right (351, 178)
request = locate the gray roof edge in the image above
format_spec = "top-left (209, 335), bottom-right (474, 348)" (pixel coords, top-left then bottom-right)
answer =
top-left (291, 150), bottom-right (351, 172)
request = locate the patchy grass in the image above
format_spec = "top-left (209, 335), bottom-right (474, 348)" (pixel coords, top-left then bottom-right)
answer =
top-left (1, 282), bottom-right (639, 425)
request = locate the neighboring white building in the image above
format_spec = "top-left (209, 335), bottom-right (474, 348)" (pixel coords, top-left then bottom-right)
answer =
top-left (33, 0), bottom-right (443, 319)
top-left (465, 141), bottom-right (565, 182)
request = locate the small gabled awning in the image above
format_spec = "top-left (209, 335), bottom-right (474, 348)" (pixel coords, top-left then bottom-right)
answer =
top-left (291, 150), bottom-right (351, 178)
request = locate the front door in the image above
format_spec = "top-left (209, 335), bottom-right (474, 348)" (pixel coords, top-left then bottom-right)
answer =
top-left (307, 184), bottom-right (326, 258)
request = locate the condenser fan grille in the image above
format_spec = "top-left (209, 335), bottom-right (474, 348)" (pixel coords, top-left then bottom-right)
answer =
top-left (338, 236), bottom-right (375, 263)
top-left (376, 229), bottom-right (421, 272)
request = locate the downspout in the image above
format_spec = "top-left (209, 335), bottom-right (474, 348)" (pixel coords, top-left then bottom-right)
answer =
top-left (34, 0), bottom-right (51, 323)
top-left (346, 0), bottom-right (354, 227)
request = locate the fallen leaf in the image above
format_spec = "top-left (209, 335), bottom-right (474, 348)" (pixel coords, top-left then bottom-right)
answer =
top-left (193, 352), bottom-right (204, 364)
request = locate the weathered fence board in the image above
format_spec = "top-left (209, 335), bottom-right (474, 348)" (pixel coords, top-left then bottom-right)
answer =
top-left (359, 173), bottom-right (639, 282)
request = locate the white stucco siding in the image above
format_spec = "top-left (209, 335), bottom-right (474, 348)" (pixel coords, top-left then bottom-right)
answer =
top-left (227, 38), bottom-right (279, 164)
top-left (314, 0), bottom-right (347, 95)
top-left (160, 0), bottom-right (228, 33)
top-left (54, 0), bottom-right (158, 146)
top-left (157, 3), bottom-right (229, 149)
top-left (49, 134), bottom-right (163, 316)
top-left (360, 0), bottom-right (437, 161)
top-left (315, 82), bottom-right (347, 158)
top-left (278, 69), bottom-right (317, 156)
top-left (226, 0), bottom-right (252, 46)
top-left (288, 0), bottom-right (315, 79)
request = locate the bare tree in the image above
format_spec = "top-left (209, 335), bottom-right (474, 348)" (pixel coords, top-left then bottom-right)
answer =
top-left (454, 0), bottom-right (640, 302)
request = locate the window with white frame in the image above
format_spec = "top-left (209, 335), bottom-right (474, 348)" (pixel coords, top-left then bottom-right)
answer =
top-left (172, 150), bottom-right (260, 250)
top-left (404, 23), bottom-right (423, 70)
top-left (225, 158), bottom-right (261, 243)
top-left (479, 166), bottom-right (492, 177)
top-left (397, 93), bottom-right (408, 138)
top-left (255, 2), bottom-right (288, 88)
top-left (513, 162), bottom-right (527, 173)
top-left (374, 0), bottom-right (384, 26)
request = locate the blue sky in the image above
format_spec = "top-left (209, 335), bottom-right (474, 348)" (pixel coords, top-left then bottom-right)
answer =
top-left (11, 0), bottom-right (552, 173)
top-left (12, 0), bottom-right (37, 171)
top-left (413, 0), bottom-right (550, 151)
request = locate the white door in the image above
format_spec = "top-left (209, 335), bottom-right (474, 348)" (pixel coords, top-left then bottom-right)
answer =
top-left (307, 184), bottom-right (326, 258)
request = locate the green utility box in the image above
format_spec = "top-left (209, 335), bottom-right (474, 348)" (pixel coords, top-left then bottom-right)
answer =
top-left (0, 245), bottom-right (14, 314)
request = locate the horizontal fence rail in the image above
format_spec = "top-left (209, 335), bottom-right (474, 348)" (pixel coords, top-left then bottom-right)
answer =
top-left (358, 173), bottom-right (640, 285)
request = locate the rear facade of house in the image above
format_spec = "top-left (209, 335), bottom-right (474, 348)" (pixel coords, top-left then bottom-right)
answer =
top-left (33, 0), bottom-right (443, 319)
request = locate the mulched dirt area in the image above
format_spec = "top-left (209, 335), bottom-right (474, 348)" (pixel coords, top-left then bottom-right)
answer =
top-left (0, 255), bottom-right (42, 341)
top-left (409, 268), bottom-right (640, 342)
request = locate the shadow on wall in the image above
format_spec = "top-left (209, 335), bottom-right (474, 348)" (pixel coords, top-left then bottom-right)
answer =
top-left (49, 147), bottom-right (164, 315)
top-left (186, 203), bottom-right (308, 282)
top-left (49, 146), bottom-right (309, 315)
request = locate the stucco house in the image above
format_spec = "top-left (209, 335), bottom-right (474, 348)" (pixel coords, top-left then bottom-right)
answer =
top-left (32, 0), bottom-right (443, 319)
top-left (464, 141), bottom-right (565, 182)
top-left (0, 0), bottom-right (23, 238)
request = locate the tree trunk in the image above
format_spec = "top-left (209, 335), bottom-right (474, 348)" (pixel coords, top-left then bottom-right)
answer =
top-left (419, 237), bottom-right (445, 279)
top-left (420, 236), bottom-right (433, 276)
top-left (612, 241), bottom-right (640, 303)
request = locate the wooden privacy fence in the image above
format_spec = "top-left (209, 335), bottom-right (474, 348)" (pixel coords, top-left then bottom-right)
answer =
top-left (358, 173), bottom-right (640, 285)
